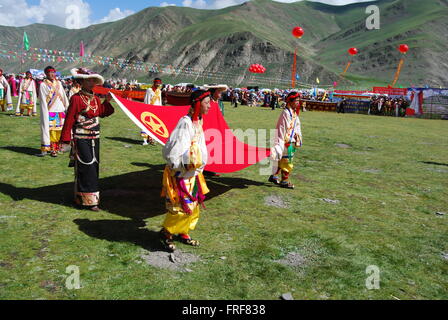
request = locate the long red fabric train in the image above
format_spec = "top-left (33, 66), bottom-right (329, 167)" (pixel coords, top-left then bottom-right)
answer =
top-left (111, 93), bottom-right (271, 174)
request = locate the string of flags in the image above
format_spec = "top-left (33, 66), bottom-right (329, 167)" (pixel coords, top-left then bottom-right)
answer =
top-left (0, 41), bottom-right (333, 88)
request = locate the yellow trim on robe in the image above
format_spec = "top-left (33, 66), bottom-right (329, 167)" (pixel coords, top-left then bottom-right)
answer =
top-left (20, 104), bottom-right (34, 111)
top-left (50, 130), bottom-right (62, 143)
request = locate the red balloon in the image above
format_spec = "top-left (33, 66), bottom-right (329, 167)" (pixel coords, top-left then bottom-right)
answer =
top-left (249, 63), bottom-right (266, 73)
top-left (249, 64), bottom-right (258, 73)
top-left (348, 47), bottom-right (359, 56)
top-left (292, 27), bottom-right (304, 39)
top-left (398, 44), bottom-right (409, 54)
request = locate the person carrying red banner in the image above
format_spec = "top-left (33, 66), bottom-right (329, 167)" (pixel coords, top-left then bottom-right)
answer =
top-left (142, 78), bottom-right (163, 146)
top-left (269, 92), bottom-right (303, 190)
top-left (204, 84), bottom-right (228, 116)
top-left (159, 89), bottom-right (211, 252)
top-left (60, 68), bottom-right (114, 212)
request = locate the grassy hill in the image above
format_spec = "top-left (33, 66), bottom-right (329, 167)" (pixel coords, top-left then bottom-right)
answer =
top-left (0, 0), bottom-right (447, 88)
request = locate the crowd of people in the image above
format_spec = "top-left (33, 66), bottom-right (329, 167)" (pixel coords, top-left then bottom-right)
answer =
top-left (224, 88), bottom-right (333, 110)
top-left (368, 95), bottom-right (409, 117)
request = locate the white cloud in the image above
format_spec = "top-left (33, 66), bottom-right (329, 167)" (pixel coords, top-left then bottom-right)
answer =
top-left (40, 0), bottom-right (92, 28)
top-left (160, 2), bottom-right (176, 6)
top-left (209, 0), bottom-right (244, 9)
top-left (97, 8), bottom-right (135, 24)
top-left (0, 0), bottom-right (52, 27)
top-left (182, 0), bottom-right (208, 9)
top-left (0, 0), bottom-right (133, 29)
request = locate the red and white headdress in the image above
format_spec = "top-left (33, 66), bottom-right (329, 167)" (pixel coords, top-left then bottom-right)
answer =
top-left (70, 68), bottom-right (104, 85)
top-left (191, 90), bottom-right (211, 122)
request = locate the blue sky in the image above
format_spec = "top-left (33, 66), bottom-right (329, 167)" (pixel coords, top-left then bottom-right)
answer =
top-left (0, 0), bottom-right (375, 28)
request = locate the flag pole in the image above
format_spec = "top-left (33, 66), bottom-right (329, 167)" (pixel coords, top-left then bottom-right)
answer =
top-left (20, 32), bottom-right (23, 73)
top-left (291, 47), bottom-right (297, 89)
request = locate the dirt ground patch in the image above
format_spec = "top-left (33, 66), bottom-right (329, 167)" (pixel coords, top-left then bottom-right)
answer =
top-left (335, 143), bottom-right (352, 149)
top-left (274, 252), bottom-right (306, 268)
top-left (265, 195), bottom-right (289, 209)
top-left (141, 250), bottom-right (200, 272)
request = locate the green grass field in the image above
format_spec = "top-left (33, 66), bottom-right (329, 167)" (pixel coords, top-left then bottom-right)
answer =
top-left (0, 99), bottom-right (447, 300)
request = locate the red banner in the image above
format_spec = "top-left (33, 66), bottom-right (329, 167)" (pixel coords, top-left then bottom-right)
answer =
top-left (372, 87), bottom-right (408, 96)
top-left (334, 90), bottom-right (372, 94)
top-left (93, 86), bottom-right (146, 101)
top-left (112, 94), bottom-right (271, 174)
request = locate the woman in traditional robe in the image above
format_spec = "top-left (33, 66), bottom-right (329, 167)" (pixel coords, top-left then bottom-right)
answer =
top-left (60, 68), bottom-right (114, 212)
top-left (159, 90), bottom-right (211, 252)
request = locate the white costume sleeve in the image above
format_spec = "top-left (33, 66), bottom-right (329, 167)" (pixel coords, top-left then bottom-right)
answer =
top-left (144, 88), bottom-right (153, 105)
top-left (1, 76), bottom-right (12, 106)
top-left (271, 110), bottom-right (289, 161)
top-left (163, 116), bottom-right (193, 170)
top-left (294, 116), bottom-right (302, 147)
top-left (59, 81), bottom-right (69, 110)
top-left (32, 81), bottom-right (37, 114)
top-left (39, 83), bottom-right (50, 149)
top-left (15, 81), bottom-right (24, 114)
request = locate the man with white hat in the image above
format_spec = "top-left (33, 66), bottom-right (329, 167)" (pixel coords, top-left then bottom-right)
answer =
top-left (204, 84), bottom-right (228, 116)
top-left (60, 67), bottom-right (114, 212)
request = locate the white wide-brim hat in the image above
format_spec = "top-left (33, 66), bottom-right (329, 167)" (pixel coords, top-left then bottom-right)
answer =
top-left (203, 84), bottom-right (229, 91)
top-left (71, 68), bottom-right (104, 85)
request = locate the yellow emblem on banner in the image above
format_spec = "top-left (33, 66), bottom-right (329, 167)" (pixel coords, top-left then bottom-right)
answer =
top-left (141, 112), bottom-right (169, 138)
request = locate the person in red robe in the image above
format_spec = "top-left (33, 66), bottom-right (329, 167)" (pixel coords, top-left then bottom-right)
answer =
top-left (8, 74), bottom-right (18, 97)
top-left (60, 68), bottom-right (114, 212)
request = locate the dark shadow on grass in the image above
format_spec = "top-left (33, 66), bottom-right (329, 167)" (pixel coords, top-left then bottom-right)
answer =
top-left (105, 136), bottom-right (143, 145)
top-left (0, 162), bottom-right (270, 250)
top-left (0, 162), bottom-right (268, 221)
top-left (1, 146), bottom-right (41, 156)
top-left (420, 161), bottom-right (448, 167)
top-left (73, 219), bottom-right (165, 251)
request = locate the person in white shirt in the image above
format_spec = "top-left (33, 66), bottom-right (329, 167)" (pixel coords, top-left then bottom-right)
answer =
top-left (142, 78), bottom-right (163, 145)
top-left (0, 69), bottom-right (13, 112)
top-left (38, 66), bottom-right (69, 157)
top-left (269, 92), bottom-right (303, 190)
top-left (15, 71), bottom-right (37, 116)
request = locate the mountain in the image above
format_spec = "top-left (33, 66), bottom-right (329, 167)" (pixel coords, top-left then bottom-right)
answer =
top-left (0, 0), bottom-right (447, 88)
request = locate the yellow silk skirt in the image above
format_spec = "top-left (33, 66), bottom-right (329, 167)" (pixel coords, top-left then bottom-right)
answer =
top-left (161, 165), bottom-right (209, 235)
